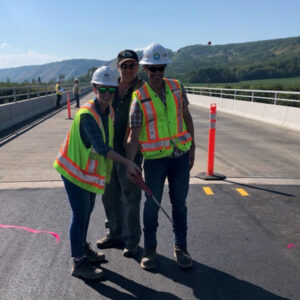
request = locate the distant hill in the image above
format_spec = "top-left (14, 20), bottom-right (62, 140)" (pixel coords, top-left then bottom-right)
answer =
top-left (1, 36), bottom-right (300, 83)
top-left (0, 59), bottom-right (109, 83)
top-left (165, 36), bottom-right (300, 83)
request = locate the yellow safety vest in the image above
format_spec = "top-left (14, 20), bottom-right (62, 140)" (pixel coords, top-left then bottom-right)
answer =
top-left (53, 100), bottom-right (114, 194)
top-left (132, 78), bottom-right (192, 159)
top-left (55, 83), bottom-right (62, 95)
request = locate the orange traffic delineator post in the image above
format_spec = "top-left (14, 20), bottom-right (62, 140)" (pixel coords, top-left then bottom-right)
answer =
top-left (67, 91), bottom-right (72, 119)
top-left (197, 103), bottom-right (226, 180)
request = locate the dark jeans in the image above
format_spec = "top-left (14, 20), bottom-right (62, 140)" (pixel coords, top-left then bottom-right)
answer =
top-left (75, 93), bottom-right (80, 107)
top-left (102, 162), bottom-right (142, 247)
top-left (56, 94), bottom-right (62, 107)
top-left (143, 151), bottom-right (190, 250)
top-left (62, 176), bottom-right (96, 258)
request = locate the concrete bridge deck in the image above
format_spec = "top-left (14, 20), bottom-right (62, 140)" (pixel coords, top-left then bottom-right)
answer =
top-left (0, 92), bottom-right (300, 299)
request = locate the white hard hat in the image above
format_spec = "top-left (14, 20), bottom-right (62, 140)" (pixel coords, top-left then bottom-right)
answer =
top-left (91, 66), bottom-right (118, 86)
top-left (139, 43), bottom-right (171, 65)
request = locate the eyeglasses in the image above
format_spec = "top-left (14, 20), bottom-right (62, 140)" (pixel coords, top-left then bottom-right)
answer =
top-left (120, 63), bottom-right (137, 70)
top-left (147, 65), bottom-right (166, 72)
top-left (98, 87), bottom-right (117, 95)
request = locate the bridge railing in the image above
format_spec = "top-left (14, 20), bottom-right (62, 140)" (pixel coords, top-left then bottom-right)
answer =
top-left (184, 86), bottom-right (300, 107)
top-left (0, 83), bottom-right (91, 105)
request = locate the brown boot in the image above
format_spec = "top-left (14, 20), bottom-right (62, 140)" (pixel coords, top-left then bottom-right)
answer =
top-left (174, 246), bottom-right (193, 269)
top-left (96, 236), bottom-right (123, 249)
top-left (123, 245), bottom-right (138, 258)
top-left (140, 248), bottom-right (156, 270)
top-left (71, 257), bottom-right (104, 280)
top-left (84, 243), bottom-right (105, 263)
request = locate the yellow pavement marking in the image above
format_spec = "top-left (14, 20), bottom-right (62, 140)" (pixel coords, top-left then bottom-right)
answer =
top-left (236, 188), bottom-right (249, 196)
top-left (203, 187), bottom-right (214, 195)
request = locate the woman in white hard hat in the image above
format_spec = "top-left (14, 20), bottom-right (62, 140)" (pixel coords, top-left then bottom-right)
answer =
top-left (53, 66), bottom-right (140, 280)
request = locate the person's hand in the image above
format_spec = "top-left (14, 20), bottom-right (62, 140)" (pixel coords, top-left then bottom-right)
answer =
top-left (126, 160), bottom-right (141, 183)
top-left (189, 144), bottom-right (195, 170)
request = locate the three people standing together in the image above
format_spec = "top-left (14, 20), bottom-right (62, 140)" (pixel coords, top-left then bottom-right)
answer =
top-left (54, 43), bottom-right (195, 280)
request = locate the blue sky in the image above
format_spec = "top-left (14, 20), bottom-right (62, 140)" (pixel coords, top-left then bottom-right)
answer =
top-left (0, 0), bottom-right (299, 69)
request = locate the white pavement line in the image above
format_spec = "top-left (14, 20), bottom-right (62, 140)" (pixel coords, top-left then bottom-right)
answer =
top-left (0, 177), bottom-right (300, 190)
top-left (0, 181), bottom-right (64, 189)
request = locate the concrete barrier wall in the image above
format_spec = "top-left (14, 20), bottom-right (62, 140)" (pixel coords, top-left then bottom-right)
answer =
top-left (0, 87), bottom-right (92, 132)
top-left (2, 90), bottom-right (299, 133)
top-left (188, 94), bottom-right (300, 132)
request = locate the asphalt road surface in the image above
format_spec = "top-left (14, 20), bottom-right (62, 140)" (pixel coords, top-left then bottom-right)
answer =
top-left (0, 95), bottom-right (299, 299)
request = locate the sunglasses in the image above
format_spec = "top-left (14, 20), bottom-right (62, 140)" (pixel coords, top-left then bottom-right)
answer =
top-left (120, 63), bottom-right (137, 70)
top-left (98, 87), bottom-right (117, 95)
top-left (147, 65), bottom-right (166, 72)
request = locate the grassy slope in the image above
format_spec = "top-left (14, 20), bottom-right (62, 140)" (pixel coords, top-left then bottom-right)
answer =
top-left (184, 76), bottom-right (300, 91)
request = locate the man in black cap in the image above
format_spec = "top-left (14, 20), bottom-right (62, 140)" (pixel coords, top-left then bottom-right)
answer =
top-left (73, 79), bottom-right (80, 108)
top-left (97, 50), bottom-right (144, 257)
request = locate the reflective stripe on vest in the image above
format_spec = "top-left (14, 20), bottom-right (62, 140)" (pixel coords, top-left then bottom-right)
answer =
top-left (139, 136), bottom-right (171, 152)
top-left (164, 79), bottom-right (192, 145)
top-left (56, 151), bottom-right (105, 189)
top-left (136, 86), bottom-right (159, 141)
top-left (164, 78), bottom-right (183, 134)
top-left (176, 130), bottom-right (193, 144)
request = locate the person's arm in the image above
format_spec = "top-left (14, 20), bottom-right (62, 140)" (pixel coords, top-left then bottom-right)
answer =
top-left (80, 114), bottom-right (112, 156)
top-left (126, 127), bottom-right (141, 161)
top-left (125, 93), bottom-right (143, 182)
top-left (183, 106), bottom-right (195, 170)
top-left (126, 94), bottom-right (143, 160)
top-left (125, 127), bottom-right (141, 183)
top-left (106, 149), bottom-right (140, 182)
top-left (80, 114), bottom-right (140, 180)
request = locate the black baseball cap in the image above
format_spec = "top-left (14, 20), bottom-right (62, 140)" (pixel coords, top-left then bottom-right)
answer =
top-left (117, 50), bottom-right (139, 65)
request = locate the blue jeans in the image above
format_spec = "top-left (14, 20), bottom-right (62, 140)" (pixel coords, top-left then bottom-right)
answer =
top-left (143, 151), bottom-right (190, 250)
top-left (62, 176), bottom-right (96, 258)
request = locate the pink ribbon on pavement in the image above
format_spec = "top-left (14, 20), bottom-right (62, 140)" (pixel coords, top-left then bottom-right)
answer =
top-left (0, 224), bottom-right (60, 243)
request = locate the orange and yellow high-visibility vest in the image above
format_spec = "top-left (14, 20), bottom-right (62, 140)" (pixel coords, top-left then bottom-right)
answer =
top-left (132, 78), bottom-right (192, 159)
top-left (53, 100), bottom-right (114, 194)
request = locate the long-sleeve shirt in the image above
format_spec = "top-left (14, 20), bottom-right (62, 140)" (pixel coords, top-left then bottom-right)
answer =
top-left (79, 98), bottom-right (111, 157)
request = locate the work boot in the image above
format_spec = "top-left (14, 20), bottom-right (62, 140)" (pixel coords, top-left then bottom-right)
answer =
top-left (84, 243), bottom-right (105, 263)
top-left (96, 236), bottom-right (123, 249)
top-left (71, 257), bottom-right (104, 280)
top-left (140, 248), bottom-right (156, 270)
top-left (174, 246), bottom-right (193, 269)
top-left (123, 245), bottom-right (138, 258)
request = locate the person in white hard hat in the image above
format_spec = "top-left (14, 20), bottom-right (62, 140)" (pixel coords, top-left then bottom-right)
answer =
top-left (126, 43), bottom-right (195, 270)
top-left (53, 66), bottom-right (140, 281)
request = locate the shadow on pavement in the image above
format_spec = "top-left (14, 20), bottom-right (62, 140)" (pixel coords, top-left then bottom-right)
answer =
top-left (83, 252), bottom-right (287, 300)
top-left (224, 179), bottom-right (295, 197)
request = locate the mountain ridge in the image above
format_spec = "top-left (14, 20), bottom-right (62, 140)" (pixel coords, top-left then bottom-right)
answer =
top-left (1, 36), bottom-right (300, 83)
